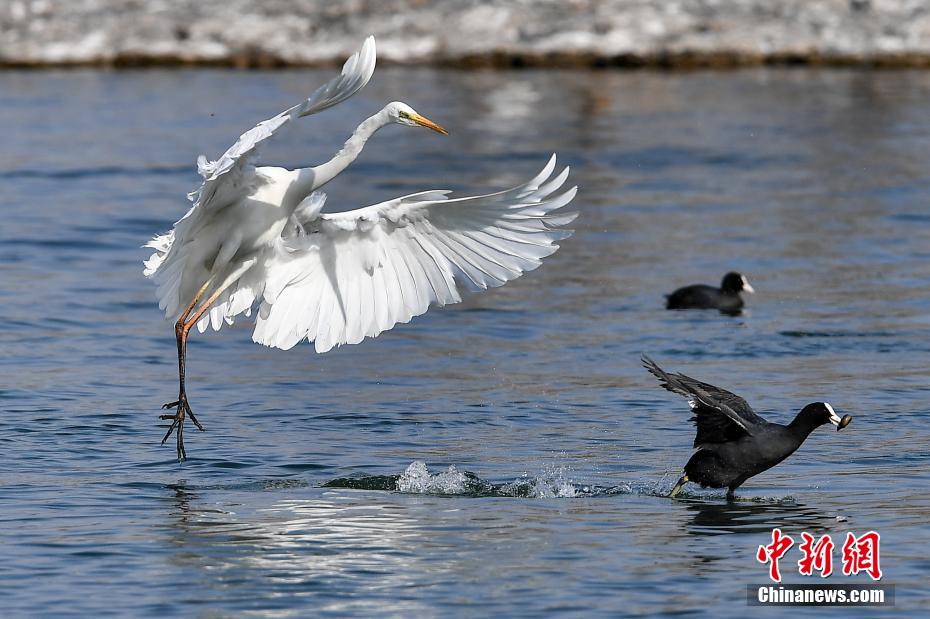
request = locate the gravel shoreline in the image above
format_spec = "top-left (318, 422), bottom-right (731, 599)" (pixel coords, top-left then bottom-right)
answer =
top-left (4, 0), bottom-right (930, 69)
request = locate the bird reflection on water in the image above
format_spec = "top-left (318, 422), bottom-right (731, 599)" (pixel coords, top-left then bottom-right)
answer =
top-left (679, 497), bottom-right (840, 536)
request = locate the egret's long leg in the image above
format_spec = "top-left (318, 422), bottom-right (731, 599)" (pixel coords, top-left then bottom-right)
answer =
top-left (160, 278), bottom-right (233, 460)
top-left (159, 257), bottom-right (256, 460)
top-left (161, 278), bottom-right (213, 420)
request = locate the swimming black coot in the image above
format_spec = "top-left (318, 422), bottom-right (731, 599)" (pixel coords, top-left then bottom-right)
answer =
top-left (642, 355), bottom-right (851, 498)
top-left (665, 272), bottom-right (754, 314)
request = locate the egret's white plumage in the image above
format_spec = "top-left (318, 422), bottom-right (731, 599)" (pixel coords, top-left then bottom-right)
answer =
top-left (144, 36), bottom-right (379, 325)
top-left (144, 36), bottom-right (577, 459)
top-left (254, 158), bottom-right (576, 352)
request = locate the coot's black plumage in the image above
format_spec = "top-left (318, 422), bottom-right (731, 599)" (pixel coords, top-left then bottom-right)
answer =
top-left (642, 355), bottom-right (851, 498)
top-left (665, 272), bottom-right (754, 314)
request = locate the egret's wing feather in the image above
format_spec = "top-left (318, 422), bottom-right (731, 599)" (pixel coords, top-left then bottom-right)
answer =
top-left (193, 257), bottom-right (264, 334)
top-left (295, 37), bottom-right (378, 118)
top-left (182, 36), bottom-right (376, 224)
top-left (143, 38), bottom-right (376, 321)
top-left (251, 155), bottom-right (577, 351)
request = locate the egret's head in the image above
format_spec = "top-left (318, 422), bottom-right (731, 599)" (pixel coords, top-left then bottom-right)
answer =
top-left (385, 101), bottom-right (448, 135)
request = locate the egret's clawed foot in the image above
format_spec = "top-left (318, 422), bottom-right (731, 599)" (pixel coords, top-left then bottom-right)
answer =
top-left (159, 394), bottom-right (204, 460)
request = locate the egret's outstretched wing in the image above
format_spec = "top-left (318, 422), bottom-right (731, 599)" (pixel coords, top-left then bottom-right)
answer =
top-left (148, 37), bottom-right (375, 254)
top-left (144, 37), bottom-right (376, 318)
top-left (182, 36), bottom-right (376, 227)
top-left (250, 155), bottom-right (578, 352)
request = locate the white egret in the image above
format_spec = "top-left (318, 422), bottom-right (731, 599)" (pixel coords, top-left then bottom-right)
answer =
top-left (144, 36), bottom-right (578, 459)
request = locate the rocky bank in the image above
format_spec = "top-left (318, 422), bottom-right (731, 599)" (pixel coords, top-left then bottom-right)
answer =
top-left (3, 0), bottom-right (930, 68)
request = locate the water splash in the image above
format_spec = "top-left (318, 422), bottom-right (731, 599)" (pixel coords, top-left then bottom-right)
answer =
top-left (497, 465), bottom-right (578, 498)
top-left (390, 461), bottom-right (583, 497)
top-left (324, 461), bottom-right (667, 498)
top-left (396, 461), bottom-right (493, 495)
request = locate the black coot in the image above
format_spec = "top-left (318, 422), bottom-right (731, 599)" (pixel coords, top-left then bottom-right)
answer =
top-left (665, 272), bottom-right (754, 314)
top-left (642, 355), bottom-right (851, 498)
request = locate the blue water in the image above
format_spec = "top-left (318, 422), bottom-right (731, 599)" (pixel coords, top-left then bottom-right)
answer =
top-left (2, 66), bottom-right (929, 616)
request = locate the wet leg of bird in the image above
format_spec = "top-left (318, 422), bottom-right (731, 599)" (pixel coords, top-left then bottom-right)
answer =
top-left (160, 281), bottom-right (231, 459)
top-left (726, 488), bottom-right (736, 501)
top-left (160, 394), bottom-right (201, 456)
top-left (160, 324), bottom-right (197, 459)
top-left (159, 280), bottom-right (212, 459)
top-left (161, 406), bottom-right (186, 460)
top-left (669, 474), bottom-right (689, 498)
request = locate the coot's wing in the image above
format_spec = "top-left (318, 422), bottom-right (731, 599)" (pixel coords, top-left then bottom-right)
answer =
top-left (666, 284), bottom-right (716, 309)
top-left (663, 373), bottom-right (765, 425)
top-left (642, 355), bottom-right (763, 445)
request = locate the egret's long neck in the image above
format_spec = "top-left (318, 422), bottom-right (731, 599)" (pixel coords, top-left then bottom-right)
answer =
top-left (289, 109), bottom-right (390, 206)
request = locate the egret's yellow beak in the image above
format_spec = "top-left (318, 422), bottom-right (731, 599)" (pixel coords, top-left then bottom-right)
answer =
top-left (411, 113), bottom-right (448, 136)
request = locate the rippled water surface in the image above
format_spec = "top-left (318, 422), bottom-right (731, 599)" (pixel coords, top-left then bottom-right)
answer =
top-left (2, 66), bottom-right (929, 616)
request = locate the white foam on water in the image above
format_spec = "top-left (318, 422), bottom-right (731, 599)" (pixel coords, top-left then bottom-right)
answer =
top-left (393, 461), bottom-right (581, 497)
top-left (499, 465), bottom-right (579, 498)
top-left (395, 461), bottom-right (471, 494)
top-left (390, 461), bottom-right (686, 499)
